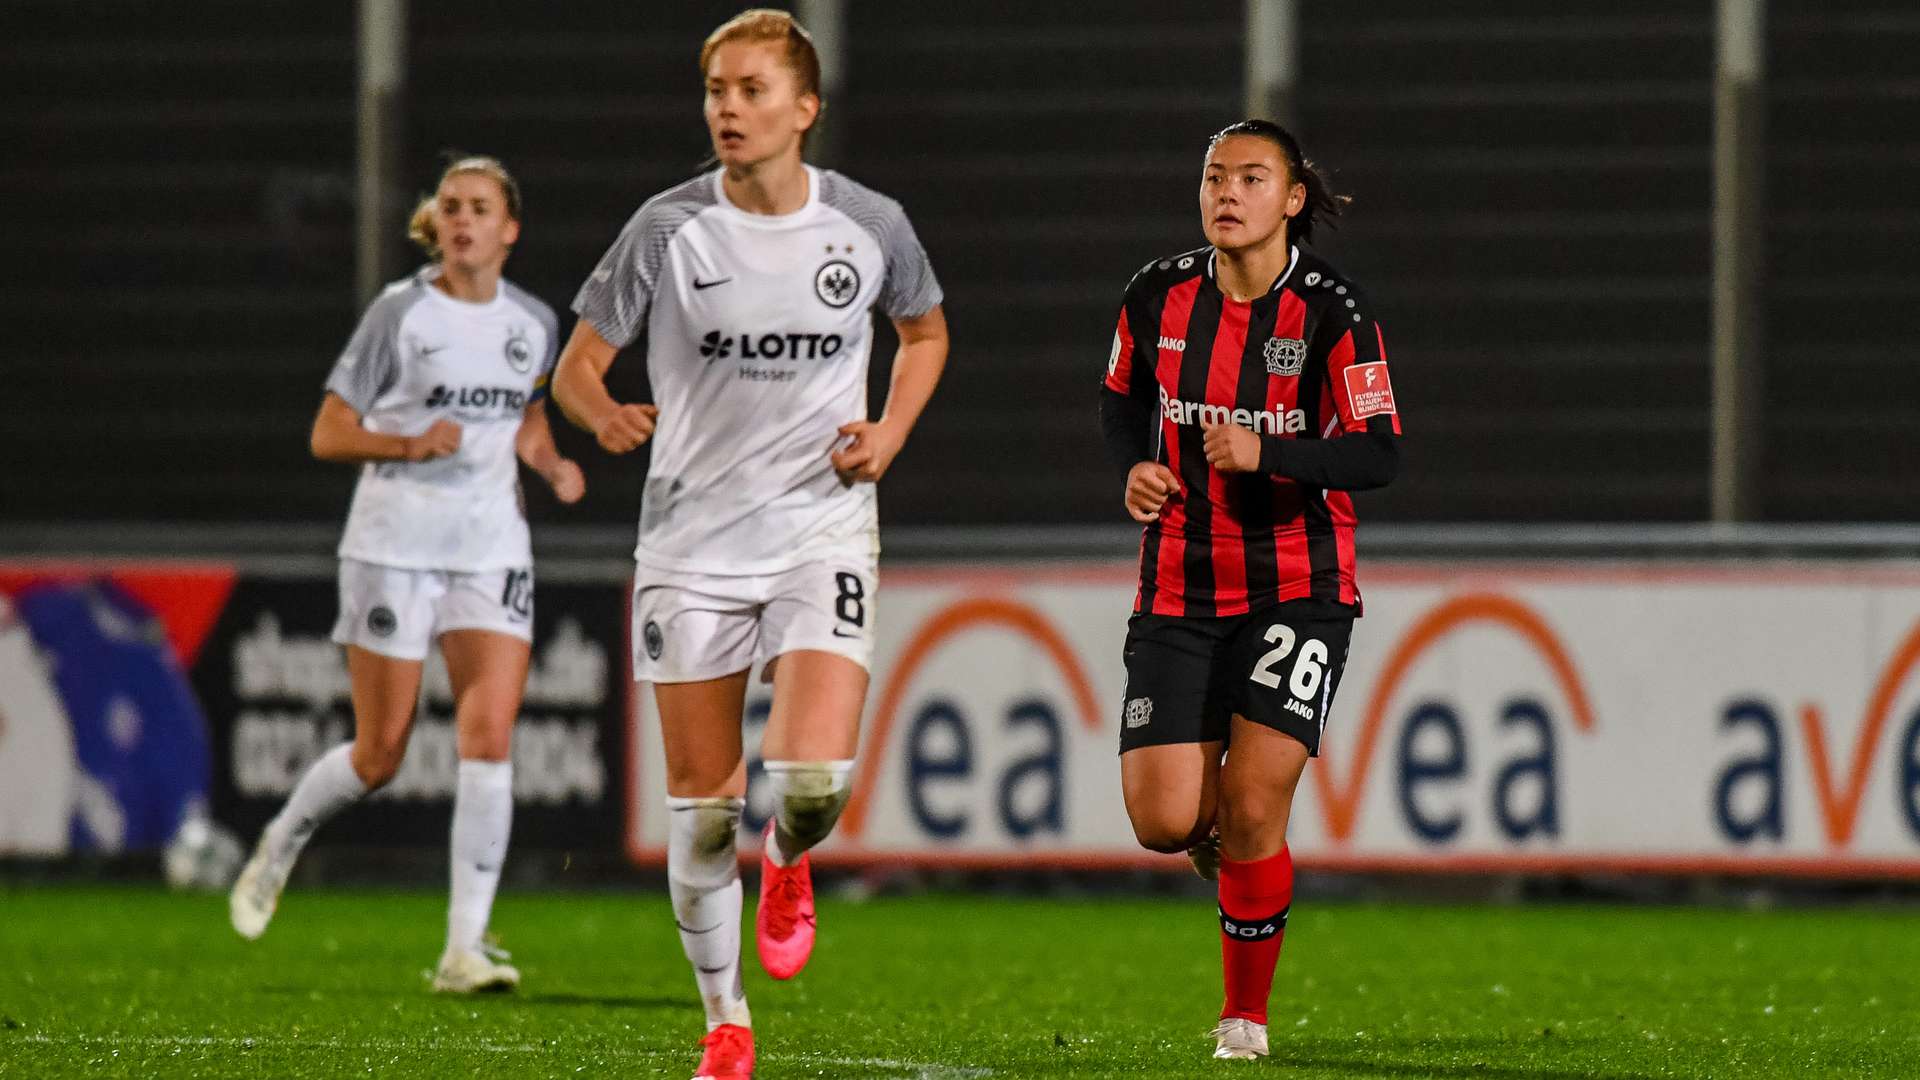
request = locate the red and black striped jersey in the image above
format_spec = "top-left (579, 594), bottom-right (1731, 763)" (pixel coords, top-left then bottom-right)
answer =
top-left (1103, 244), bottom-right (1402, 617)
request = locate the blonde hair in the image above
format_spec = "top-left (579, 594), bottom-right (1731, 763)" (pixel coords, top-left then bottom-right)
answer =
top-left (700, 9), bottom-right (823, 145)
top-left (406, 155), bottom-right (522, 259)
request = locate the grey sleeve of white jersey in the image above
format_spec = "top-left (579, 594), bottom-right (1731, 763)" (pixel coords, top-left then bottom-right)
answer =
top-left (573, 181), bottom-right (714, 349)
top-left (539, 311), bottom-right (561, 379)
top-left (876, 205), bottom-right (943, 321)
top-left (323, 292), bottom-right (409, 413)
top-left (823, 175), bottom-right (944, 321)
top-left (572, 208), bottom-right (653, 349)
top-left (506, 282), bottom-right (562, 383)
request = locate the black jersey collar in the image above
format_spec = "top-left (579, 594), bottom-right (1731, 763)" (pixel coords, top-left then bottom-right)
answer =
top-left (1205, 244), bottom-right (1300, 299)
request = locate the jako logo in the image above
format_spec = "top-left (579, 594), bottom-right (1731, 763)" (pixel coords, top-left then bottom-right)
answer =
top-left (699, 331), bottom-right (844, 362)
top-left (426, 385), bottom-right (527, 410)
top-left (1158, 336), bottom-right (1186, 352)
top-left (1158, 385), bottom-right (1306, 434)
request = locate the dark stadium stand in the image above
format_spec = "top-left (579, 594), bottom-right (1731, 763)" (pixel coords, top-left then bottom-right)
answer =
top-left (3, 2), bottom-right (359, 520)
top-left (3, 1), bottom-right (1914, 524)
top-left (837, 1), bottom-right (1242, 526)
top-left (1765, 0), bottom-right (1920, 519)
top-left (1297, 1), bottom-right (1717, 522)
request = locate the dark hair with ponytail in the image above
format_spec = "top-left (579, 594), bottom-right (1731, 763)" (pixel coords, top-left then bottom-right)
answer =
top-left (1208, 119), bottom-right (1349, 244)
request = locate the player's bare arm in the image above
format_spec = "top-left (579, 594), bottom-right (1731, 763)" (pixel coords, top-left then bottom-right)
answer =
top-left (309, 392), bottom-right (461, 464)
top-left (831, 303), bottom-right (947, 484)
top-left (515, 401), bottom-right (585, 504)
top-left (551, 320), bottom-right (659, 454)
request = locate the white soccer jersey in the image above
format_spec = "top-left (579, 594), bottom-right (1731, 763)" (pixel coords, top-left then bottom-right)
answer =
top-left (324, 266), bottom-right (559, 572)
top-left (573, 166), bottom-right (942, 576)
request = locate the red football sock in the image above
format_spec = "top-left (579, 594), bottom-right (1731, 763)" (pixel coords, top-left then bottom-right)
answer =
top-left (1217, 845), bottom-right (1294, 1024)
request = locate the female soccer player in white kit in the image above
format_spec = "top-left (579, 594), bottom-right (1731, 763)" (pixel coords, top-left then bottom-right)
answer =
top-left (230, 156), bottom-right (585, 993)
top-left (554, 10), bottom-right (948, 1078)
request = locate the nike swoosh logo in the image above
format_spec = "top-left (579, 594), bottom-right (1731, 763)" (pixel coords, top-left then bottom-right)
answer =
top-left (418, 344), bottom-right (448, 357)
top-left (832, 627), bottom-right (862, 639)
top-left (692, 277), bottom-right (733, 290)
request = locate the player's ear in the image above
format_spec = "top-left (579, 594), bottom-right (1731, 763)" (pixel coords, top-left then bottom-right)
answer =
top-left (502, 216), bottom-right (522, 249)
top-left (795, 92), bottom-right (821, 137)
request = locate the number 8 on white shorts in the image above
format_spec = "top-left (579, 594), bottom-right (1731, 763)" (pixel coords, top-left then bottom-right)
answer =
top-left (630, 552), bottom-right (879, 684)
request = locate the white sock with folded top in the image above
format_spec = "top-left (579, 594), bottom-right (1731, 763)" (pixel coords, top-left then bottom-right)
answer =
top-left (668, 795), bottom-right (750, 1030)
top-left (448, 759), bottom-right (513, 953)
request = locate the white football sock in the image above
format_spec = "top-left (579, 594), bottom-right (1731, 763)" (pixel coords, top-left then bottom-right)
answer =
top-left (448, 759), bottom-right (514, 954)
top-left (762, 760), bottom-right (854, 867)
top-left (261, 744), bottom-right (366, 866)
top-left (668, 796), bottom-right (750, 1030)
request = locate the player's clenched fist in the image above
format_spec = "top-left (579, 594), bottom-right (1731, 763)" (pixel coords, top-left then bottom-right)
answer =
top-left (1201, 422), bottom-right (1261, 473)
top-left (830, 420), bottom-right (905, 484)
top-left (1124, 461), bottom-right (1182, 523)
top-left (404, 419), bottom-right (463, 462)
top-left (595, 403), bottom-right (659, 454)
top-left (543, 458), bottom-right (587, 504)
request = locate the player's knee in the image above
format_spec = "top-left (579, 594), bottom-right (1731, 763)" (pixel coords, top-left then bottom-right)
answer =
top-left (1217, 790), bottom-right (1290, 846)
top-left (458, 733), bottom-right (512, 760)
top-left (1128, 809), bottom-right (1206, 854)
top-left (349, 741), bottom-right (406, 790)
top-left (456, 716), bottom-right (514, 762)
top-left (686, 800), bottom-right (742, 859)
top-left (668, 796), bottom-right (742, 869)
top-left (764, 760), bottom-right (853, 849)
top-left (1131, 826), bottom-right (1188, 855)
top-left (665, 759), bottom-right (738, 799)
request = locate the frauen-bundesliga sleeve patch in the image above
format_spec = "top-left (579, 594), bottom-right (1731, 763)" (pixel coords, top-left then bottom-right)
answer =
top-left (1343, 361), bottom-right (1397, 420)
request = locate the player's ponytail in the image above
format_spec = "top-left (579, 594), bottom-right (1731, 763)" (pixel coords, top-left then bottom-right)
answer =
top-left (1209, 119), bottom-right (1350, 245)
top-left (406, 154), bottom-right (524, 261)
top-left (406, 197), bottom-right (439, 259)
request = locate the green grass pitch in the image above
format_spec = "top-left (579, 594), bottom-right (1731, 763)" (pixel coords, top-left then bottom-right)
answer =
top-left (3, 885), bottom-right (1918, 1077)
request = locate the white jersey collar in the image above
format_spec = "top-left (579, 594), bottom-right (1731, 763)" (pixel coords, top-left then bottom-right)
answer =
top-left (417, 264), bottom-right (508, 314)
top-left (710, 164), bottom-right (820, 228)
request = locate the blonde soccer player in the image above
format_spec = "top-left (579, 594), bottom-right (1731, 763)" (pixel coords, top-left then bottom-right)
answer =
top-left (230, 156), bottom-right (584, 994)
top-left (554, 9), bottom-right (948, 1077)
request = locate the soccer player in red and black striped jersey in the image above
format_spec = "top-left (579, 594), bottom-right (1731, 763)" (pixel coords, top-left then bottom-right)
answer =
top-left (1100, 120), bottom-right (1401, 1063)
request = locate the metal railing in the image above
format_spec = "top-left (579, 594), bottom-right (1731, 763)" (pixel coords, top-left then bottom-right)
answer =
top-left (4, 521), bottom-right (1916, 574)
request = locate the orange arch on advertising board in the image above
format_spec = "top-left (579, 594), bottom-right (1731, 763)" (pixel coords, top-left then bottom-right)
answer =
top-left (1313, 593), bottom-right (1597, 843)
top-left (839, 596), bottom-right (1104, 841)
top-left (1797, 618), bottom-right (1920, 848)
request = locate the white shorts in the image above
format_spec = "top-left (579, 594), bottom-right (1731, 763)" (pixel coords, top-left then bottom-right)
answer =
top-left (331, 558), bottom-right (535, 661)
top-left (632, 549), bottom-right (878, 684)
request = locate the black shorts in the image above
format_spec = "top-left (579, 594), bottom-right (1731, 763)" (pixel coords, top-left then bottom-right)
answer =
top-left (1118, 599), bottom-right (1355, 756)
